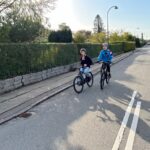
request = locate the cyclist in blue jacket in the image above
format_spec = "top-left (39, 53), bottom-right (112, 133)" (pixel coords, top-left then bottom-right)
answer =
top-left (98, 43), bottom-right (113, 77)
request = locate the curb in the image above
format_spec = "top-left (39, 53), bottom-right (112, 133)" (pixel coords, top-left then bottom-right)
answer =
top-left (0, 51), bottom-right (134, 125)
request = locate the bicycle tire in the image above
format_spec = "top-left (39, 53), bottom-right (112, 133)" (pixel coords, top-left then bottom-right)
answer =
top-left (73, 76), bottom-right (84, 93)
top-left (100, 73), bottom-right (105, 90)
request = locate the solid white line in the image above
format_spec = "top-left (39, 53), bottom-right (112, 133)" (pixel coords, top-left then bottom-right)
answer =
top-left (112, 91), bottom-right (137, 150)
top-left (125, 101), bottom-right (141, 150)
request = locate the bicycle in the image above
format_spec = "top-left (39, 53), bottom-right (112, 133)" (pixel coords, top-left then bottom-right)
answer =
top-left (73, 67), bottom-right (94, 93)
top-left (99, 62), bottom-right (111, 90)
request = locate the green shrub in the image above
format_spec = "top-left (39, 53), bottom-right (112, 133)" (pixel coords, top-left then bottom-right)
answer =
top-left (0, 42), bottom-right (135, 79)
top-left (109, 43), bottom-right (123, 55)
top-left (124, 42), bottom-right (135, 52)
top-left (110, 42), bottom-right (135, 54)
top-left (0, 43), bottom-right (78, 79)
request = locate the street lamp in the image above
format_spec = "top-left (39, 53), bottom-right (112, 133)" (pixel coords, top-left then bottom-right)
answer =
top-left (134, 27), bottom-right (140, 47)
top-left (107, 6), bottom-right (118, 43)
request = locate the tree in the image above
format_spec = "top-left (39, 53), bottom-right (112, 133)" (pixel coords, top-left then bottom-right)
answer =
top-left (73, 30), bottom-right (91, 43)
top-left (109, 32), bottom-right (135, 43)
top-left (48, 31), bottom-right (58, 42)
top-left (73, 32), bottom-right (86, 43)
top-left (0, 6), bottom-right (52, 43)
top-left (135, 38), bottom-right (141, 47)
top-left (59, 23), bottom-right (70, 31)
top-left (58, 23), bottom-right (72, 42)
top-left (48, 23), bottom-right (73, 43)
top-left (34, 28), bottom-right (50, 43)
top-left (89, 32), bottom-right (106, 43)
top-left (109, 32), bottom-right (122, 42)
top-left (0, 0), bottom-right (17, 13)
top-left (0, 0), bottom-right (56, 21)
top-left (9, 17), bottom-right (43, 42)
top-left (122, 32), bottom-right (135, 41)
top-left (0, 0), bottom-right (57, 42)
top-left (94, 14), bottom-right (104, 33)
top-left (0, 11), bottom-right (13, 42)
top-left (0, 23), bottom-right (11, 42)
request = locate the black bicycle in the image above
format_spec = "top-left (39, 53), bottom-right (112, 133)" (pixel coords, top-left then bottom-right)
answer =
top-left (100, 62), bottom-right (111, 90)
top-left (73, 68), bottom-right (94, 93)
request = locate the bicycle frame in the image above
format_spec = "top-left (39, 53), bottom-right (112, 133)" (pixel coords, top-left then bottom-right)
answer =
top-left (101, 62), bottom-right (109, 74)
top-left (78, 69), bottom-right (87, 84)
top-left (78, 67), bottom-right (92, 84)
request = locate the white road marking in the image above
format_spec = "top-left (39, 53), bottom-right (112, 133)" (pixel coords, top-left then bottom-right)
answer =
top-left (112, 91), bottom-right (137, 150)
top-left (125, 101), bottom-right (141, 150)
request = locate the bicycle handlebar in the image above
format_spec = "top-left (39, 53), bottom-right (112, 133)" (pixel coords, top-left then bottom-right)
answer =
top-left (97, 61), bottom-right (111, 64)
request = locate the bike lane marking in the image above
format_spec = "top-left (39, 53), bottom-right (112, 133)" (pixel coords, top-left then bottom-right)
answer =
top-left (112, 91), bottom-right (137, 150)
top-left (125, 101), bottom-right (141, 150)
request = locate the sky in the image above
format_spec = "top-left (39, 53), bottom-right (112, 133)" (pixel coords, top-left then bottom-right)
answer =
top-left (49, 0), bottom-right (150, 39)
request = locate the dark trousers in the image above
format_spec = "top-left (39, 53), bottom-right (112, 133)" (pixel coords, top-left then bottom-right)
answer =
top-left (101, 63), bottom-right (111, 73)
top-left (106, 64), bottom-right (110, 73)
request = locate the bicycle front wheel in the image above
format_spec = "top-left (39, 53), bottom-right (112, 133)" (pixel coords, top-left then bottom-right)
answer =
top-left (73, 76), bottom-right (84, 93)
top-left (100, 73), bottom-right (105, 90)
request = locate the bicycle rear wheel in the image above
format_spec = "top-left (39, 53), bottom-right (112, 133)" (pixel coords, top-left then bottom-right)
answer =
top-left (87, 72), bottom-right (94, 87)
top-left (73, 76), bottom-right (84, 93)
top-left (100, 73), bottom-right (105, 90)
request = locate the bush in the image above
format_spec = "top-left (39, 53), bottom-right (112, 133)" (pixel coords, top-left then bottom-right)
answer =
top-left (9, 18), bottom-right (43, 42)
top-left (135, 38), bottom-right (146, 48)
top-left (110, 42), bottom-right (135, 54)
top-left (135, 38), bottom-right (141, 47)
top-left (0, 42), bottom-right (135, 79)
top-left (48, 30), bottom-right (72, 43)
top-left (109, 43), bottom-right (123, 55)
top-left (73, 30), bottom-right (91, 43)
top-left (124, 42), bottom-right (136, 52)
top-left (0, 43), bottom-right (78, 79)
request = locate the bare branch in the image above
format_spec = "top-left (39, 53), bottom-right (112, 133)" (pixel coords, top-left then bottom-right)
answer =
top-left (0, 0), bottom-right (17, 13)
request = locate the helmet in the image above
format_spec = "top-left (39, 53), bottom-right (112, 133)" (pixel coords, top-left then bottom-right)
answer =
top-left (80, 48), bottom-right (87, 53)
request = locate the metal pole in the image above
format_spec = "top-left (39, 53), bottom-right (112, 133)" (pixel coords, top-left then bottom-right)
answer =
top-left (106, 6), bottom-right (118, 44)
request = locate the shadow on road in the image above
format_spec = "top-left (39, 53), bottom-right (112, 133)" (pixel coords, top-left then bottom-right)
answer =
top-left (1, 48), bottom-right (150, 150)
top-left (33, 49), bottom-right (150, 149)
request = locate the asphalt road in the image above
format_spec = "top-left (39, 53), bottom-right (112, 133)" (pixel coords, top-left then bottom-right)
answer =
top-left (0, 46), bottom-right (150, 150)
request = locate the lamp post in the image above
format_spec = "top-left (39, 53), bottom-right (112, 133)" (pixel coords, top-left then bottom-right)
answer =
top-left (134, 27), bottom-right (140, 47)
top-left (107, 6), bottom-right (118, 43)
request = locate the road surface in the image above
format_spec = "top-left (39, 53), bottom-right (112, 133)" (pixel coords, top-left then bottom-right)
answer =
top-left (0, 46), bottom-right (150, 150)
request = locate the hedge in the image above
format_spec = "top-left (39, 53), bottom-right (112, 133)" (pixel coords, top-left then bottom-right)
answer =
top-left (0, 42), bottom-right (135, 79)
top-left (110, 42), bottom-right (136, 54)
top-left (123, 42), bottom-right (136, 52)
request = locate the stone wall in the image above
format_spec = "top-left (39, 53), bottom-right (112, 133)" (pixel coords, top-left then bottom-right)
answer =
top-left (0, 58), bottom-right (98, 94)
top-left (0, 62), bottom-right (80, 94)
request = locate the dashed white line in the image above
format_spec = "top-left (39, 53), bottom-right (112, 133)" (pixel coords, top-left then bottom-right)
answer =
top-left (112, 91), bottom-right (137, 150)
top-left (125, 101), bottom-right (141, 150)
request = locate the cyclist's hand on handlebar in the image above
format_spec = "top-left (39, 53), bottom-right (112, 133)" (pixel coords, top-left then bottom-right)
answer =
top-left (84, 64), bottom-right (87, 67)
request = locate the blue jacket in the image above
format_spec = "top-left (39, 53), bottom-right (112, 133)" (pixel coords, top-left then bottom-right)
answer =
top-left (98, 49), bottom-right (113, 63)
